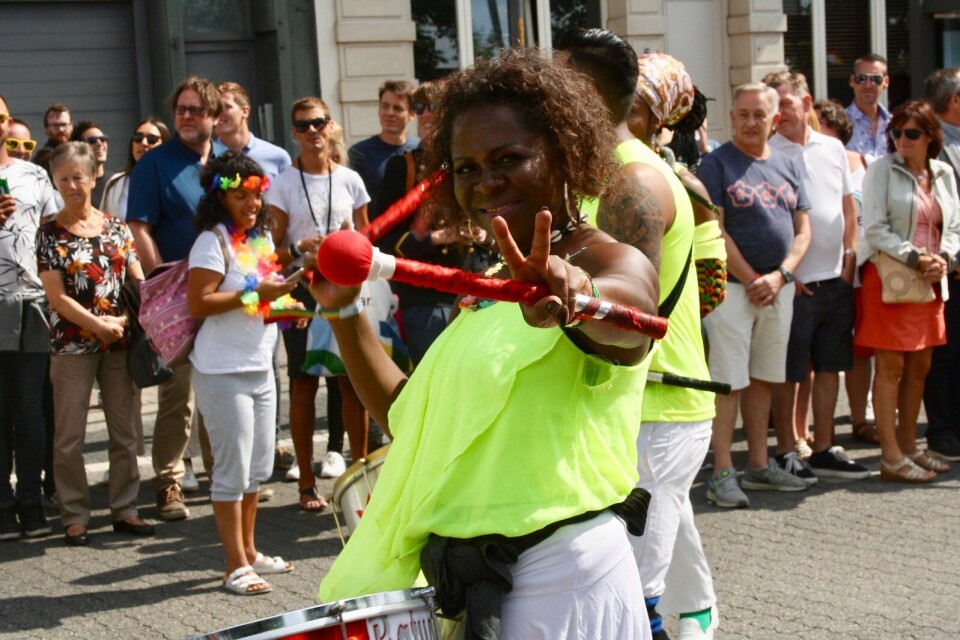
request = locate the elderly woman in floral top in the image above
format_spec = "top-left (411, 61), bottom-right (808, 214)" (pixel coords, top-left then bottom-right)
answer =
top-left (37, 142), bottom-right (154, 546)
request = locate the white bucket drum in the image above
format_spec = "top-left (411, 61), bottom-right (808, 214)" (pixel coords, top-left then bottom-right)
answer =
top-left (186, 587), bottom-right (440, 640)
top-left (331, 444), bottom-right (390, 542)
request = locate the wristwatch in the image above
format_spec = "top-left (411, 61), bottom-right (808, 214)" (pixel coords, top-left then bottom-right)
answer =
top-left (777, 266), bottom-right (794, 283)
top-left (289, 241), bottom-right (302, 259)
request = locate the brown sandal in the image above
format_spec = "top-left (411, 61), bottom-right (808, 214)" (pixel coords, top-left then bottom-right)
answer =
top-left (299, 486), bottom-right (328, 512)
top-left (851, 422), bottom-right (880, 445)
top-left (907, 450), bottom-right (951, 474)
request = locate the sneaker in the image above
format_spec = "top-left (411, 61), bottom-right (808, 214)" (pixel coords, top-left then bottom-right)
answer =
top-left (181, 460), bottom-right (200, 493)
top-left (17, 500), bottom-right (51, 538)
top-left (775, 451), bottom-right (818, 486)
top-left (274, 445), bottom-right (296, 470)
top-left (677, 605), bottom-right (719, 640)
top-left (808, 446), bottom-right (871, 479)
top-left (156, 484), bottom-right (189, 521)
top-left (794, 438), bottom-right (813, 460)
top-left (706, 467), bottom-right (749, 508)
top-left (43, 493), bottom-right (58, 510)
top-left (742, 459), bottom-right (809, 492)
top-left (0, 506), bottom-right (20, 541)
top-left (320, 451), bottom-right (347, 479)
top-left (927, 436), bottom-right (960, 462)
top-left (284, 463), bottom-right (300, 482)
top-left (257, 486), bottom-right (274, 502)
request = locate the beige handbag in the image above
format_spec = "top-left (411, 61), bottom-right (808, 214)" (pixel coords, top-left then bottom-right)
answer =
top-left (876, 251), bottom-right (935, 304)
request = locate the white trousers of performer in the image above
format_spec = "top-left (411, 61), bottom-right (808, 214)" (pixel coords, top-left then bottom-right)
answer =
top-left (659, 496), bottom-right (716, 616)
top-left (631, 420), bottom-right (716, 609)
top-left (446, 511), bottom-right (649, 640)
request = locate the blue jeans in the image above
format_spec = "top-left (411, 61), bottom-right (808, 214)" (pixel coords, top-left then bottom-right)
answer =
top-left (0, 350), bottom-right (49, 507)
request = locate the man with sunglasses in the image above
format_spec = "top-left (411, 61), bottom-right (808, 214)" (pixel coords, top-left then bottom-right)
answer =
top-left (6, 119), bottom-right (35, 162)
top-left (127, 76), bottom-right (225, 522)
top-left (921, 67), bottom-right (960, 463)
top-left (0, 95), bottom-right (59, 540)
top-left (71, 121), bottom-right (109, 206)
top-left (347, 80), bottom-right (419, 201)
top-left (845, 54), bottom-right (891, 163)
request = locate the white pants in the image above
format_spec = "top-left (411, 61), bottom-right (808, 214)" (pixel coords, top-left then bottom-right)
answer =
top-left (444, 511), bottom-right (651, 639)
top-left (659, 497), bottom-right (717, 616)
top-left (631, 420), bottom-right (715, 606)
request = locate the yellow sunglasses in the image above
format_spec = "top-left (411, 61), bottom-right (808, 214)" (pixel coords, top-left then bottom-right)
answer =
top-left (5, 138), bottom-right (37, 153)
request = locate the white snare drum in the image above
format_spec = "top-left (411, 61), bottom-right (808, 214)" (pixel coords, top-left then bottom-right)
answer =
top-left (331, 444), bottom-right (390, 542)
top-left (187, 587), bottom-right (440, 640)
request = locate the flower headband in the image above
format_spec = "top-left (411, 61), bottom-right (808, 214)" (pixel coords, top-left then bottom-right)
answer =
top-left (210, 172), bottom-right (271, 193)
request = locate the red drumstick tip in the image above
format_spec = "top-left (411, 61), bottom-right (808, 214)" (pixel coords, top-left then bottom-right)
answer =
top-left (317, 230), bottom-right (373, 286)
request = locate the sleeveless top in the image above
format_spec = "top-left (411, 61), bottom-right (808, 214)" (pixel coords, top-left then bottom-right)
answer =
top-left (318, 300), bottom-right (652, 601)
top-left (581, 139), bottom-right (713, 423)
top-left (913, 187), bottom-right (943, 255)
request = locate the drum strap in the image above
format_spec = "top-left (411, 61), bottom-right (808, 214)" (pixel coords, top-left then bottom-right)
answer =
top-left (420, 487), bottom-right (650, 640)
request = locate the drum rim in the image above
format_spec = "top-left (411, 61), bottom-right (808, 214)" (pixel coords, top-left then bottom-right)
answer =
top-left (187, 587), bottom-right (436, 640)
top-left (331, 443), bottom-right (390, 499)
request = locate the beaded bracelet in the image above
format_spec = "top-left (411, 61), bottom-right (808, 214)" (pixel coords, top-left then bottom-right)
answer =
top-left (319, 298), bottom-right (365, 320)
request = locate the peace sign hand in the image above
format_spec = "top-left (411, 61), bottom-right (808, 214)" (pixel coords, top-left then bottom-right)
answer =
top-left (491, 207), bottom-right (593, 328)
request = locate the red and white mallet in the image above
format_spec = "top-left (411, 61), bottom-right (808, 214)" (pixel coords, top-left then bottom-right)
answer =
top-left (316, 230), bottom-right (668, 339)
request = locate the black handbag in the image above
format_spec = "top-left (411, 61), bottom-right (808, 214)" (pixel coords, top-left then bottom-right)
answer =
top-left (121, 276), bottom-right (173, 388)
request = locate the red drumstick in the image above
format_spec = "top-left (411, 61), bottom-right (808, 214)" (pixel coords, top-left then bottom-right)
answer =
top-left (362, 169), bottom-right (446, 244)
top-left (316, 230), bottom-right (668, 339)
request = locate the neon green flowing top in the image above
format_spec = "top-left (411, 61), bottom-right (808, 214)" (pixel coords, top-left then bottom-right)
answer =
top-left (581, 139), bottom-right (713, 423)
top-left (319, 300), bottom-right (652, 602)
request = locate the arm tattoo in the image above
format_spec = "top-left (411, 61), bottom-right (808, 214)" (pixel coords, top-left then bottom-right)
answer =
top-left (596, 179), bottom-right (664, 272)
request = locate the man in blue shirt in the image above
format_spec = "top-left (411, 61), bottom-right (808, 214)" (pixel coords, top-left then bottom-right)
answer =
top-left (845, 53), bottom-right (892, 164)
top-left (347, 80), bottom-right (418, 201)
top-left (127, 76), bottom-right (224, 521)
top-left (215, 82), bottom-right (291, 180)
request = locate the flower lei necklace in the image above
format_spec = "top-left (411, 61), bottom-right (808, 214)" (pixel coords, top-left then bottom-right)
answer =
top-left (228, 226), bottom-right (298, 318)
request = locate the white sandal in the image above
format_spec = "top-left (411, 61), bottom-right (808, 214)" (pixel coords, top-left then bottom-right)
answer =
top-left (223, 565), bottom-right (273, 595)
top-left (879, 458), bottom-right (935, 484)
top-left (907, 450), bottom-right (951, 474)
top-left (252, 552), bottom-right (294, 575)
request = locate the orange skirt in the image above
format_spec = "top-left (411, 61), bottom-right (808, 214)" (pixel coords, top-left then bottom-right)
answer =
top-left (854, 262), bottom-right (945, 352)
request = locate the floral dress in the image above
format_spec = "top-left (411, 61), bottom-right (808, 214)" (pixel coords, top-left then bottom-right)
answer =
top-left (36, 215), bottom-right (139, 354)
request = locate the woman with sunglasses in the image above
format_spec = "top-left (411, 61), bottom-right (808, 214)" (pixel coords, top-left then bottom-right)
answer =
top-left (101, 118), bottom-right (171, 220)
top-left (265, 97), bottom-right (370, 511)
top-left (857, 99), bottom-right (960, 483)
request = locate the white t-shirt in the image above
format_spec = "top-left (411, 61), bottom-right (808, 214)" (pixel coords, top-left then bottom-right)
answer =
top-left (770, 130), bottom-right (853, 282)
top-left (264, 164), bottom-right (370, 267)
top-left (188, 224), bottom-right (278, 374)
top-left (0, 159), bottom-right (58, 296)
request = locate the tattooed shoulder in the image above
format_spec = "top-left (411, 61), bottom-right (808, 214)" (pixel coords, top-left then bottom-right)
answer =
top-left (595, 170), bottom-right (666, 271)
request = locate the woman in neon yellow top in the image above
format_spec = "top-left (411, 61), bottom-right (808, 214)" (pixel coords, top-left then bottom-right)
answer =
top-left (311, 48), bottom-right (660, 639)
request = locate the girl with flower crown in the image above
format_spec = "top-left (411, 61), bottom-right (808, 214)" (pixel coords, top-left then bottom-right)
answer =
top-left (186, 150), bottom-right (299, 595)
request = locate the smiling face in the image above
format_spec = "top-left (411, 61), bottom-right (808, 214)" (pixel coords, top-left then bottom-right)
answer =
top-left (731, 89), bottom-right (779, 155)
top-left (218, 187), bottom-right (263, 231)
top-left (292, 106), bottom-right (332, 156)
top-left (850, 60), bottom-right (889, 110)
top-left (892, 116), bottom-right (931, 164)
top-left (132, 122), bottom-right (163, 162)
top-left (216, 91), bottom-right (248, 139)
top-left (378, 90), bottom-right (413, 138)
top-left (80, 127), bottom-right (108, 164)
top-left (451, 104), bottom-right (563, 253)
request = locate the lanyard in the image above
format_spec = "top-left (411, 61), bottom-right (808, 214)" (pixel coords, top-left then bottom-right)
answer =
top-left (298, 157), bottom-right (333, 234)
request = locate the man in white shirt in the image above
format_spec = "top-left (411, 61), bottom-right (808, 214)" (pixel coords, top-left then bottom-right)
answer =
top-left (764, 71), bottom-right (869, 482)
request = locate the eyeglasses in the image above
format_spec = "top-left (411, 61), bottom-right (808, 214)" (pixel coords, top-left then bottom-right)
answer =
top-left (5, 138), bottom-right (37, 153)
top-left (412, 102), bottom-right (436, 116)
top-left (854, 73), bottom-right (885, 86)
top-left (174, 105), bottom-right (208, 117)
top-left (0, 113), bottom-right (9, 125)
top-left (132, 132), bottom-right (161, 145)
top-left (293, 117), bottom-right (329, 133)
top-left (891, 128), bottom-right (924, 141)
top-left (84, 135), bottom-right (109, 145)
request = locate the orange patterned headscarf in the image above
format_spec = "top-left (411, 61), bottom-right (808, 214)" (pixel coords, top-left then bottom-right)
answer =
top-left (635, 53), bottom-right (695, 128)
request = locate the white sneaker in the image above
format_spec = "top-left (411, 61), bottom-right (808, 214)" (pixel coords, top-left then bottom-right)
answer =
top-left (181, 460), bottom-right (200, 493)
top-left (676, 605), bottom-right (719, 639)
top-left (320, 451), bottom-right (346, 478)
top-left (284, 464), bottom-right (300, 482)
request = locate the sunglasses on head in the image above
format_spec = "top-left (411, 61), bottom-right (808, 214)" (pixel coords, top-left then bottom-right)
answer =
top-left (5, 138), bottom-right (37, 153)
top-left (132, 132), bottom-right (161, 145)
top-left (174, 105), bottom-right (207, 117)
top-left (854, 73), bottom-right (885, 86)
top-left (891, 128), bottom-right (924, 141)
top-left (84, 135), bottom-right (109, 145)
top-left (293, 117), bottom-right (330, 133)
top-left (412, 102), bottom-right (436, 116)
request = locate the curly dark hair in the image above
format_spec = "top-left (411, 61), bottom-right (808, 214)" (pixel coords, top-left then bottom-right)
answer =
top-left (421, 47), bottom-right (619, 228)
top-left (195, 150), bottom-right (271, 232)
top-left (671, 87), bottom-right (708, 135)
top-left (813, 99), bottom-right (853, 144)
